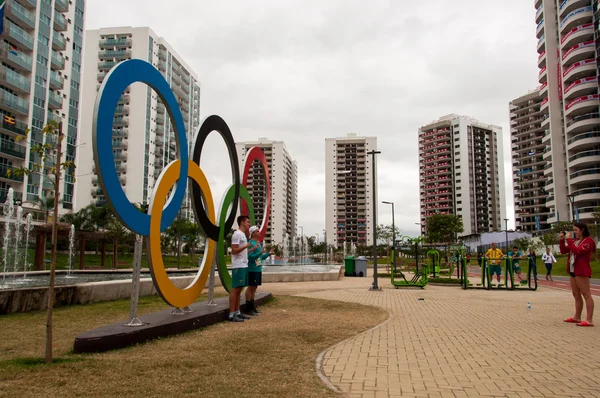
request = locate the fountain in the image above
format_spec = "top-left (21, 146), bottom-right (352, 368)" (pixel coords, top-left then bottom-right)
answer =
top-left (13, 206), bottom-right (22, 274)
top-left (350, 242), bottom-right (356, 257)
top-left (343, 241), bottom-right (347, 259)
top-left (66, 224), bottom-right (76, 277)
top-left (282, 233), bottom-right (290, 265)
top-left (22, 213), bottom-right (33, 279)
top-left (1, 188), bottom-right (14, 287)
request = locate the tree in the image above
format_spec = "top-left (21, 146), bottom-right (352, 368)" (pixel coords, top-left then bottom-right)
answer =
top-left (8, 119), bottom-right (75, 364)
top-left (425, 214), bottom-right (464, 244)
top-left (28, 195), bottom-right (60, 224)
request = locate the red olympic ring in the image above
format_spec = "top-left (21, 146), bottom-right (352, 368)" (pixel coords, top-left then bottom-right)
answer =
top-left (241, 147), bottom-right (271, 241)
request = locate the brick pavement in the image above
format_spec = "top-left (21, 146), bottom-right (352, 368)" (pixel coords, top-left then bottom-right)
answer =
top-left (264, 273), bottom-right (600, 397)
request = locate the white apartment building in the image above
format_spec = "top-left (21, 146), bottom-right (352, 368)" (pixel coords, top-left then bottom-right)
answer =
top-left (325, 134), bottom-right (377, 249)
top-left (510, 89), bottom-right (551, 232)
top-left (235, 138), bottom-right (298, 247)
top-left (76, 27), bottom-right (200, 218)
top-left (0, 0), bottom-right (85, 211)
top-left (532, 0), bottom-right (600, 224)
top-left (418, 114), bottom-right (506, 237)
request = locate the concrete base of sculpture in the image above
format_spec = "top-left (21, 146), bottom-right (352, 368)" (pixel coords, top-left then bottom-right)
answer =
top-left (73, 292), bottom-right (272, 353)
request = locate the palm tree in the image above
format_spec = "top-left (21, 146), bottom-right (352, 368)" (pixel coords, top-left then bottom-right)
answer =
top-left (27, 195), bottom-right (60, 224)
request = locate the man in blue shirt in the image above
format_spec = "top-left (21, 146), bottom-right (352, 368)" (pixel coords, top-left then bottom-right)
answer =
top-left (508, 246), bottom-right (524, 282)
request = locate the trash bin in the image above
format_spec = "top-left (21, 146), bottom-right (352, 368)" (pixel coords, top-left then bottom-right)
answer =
top-left (344, 256), bottom-right (355, 276)
top-left (355, 256), bottom-right (367, 277)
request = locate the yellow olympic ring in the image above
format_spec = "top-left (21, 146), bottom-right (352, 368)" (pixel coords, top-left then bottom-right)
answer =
top-left (148, 160), bottom-right (216, 308)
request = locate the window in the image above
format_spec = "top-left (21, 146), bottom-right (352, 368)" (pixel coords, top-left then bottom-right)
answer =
top-left (37, 54), bottom-right (48, 66)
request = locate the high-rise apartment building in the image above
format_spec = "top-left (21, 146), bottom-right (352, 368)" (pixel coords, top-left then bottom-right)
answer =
top-left (510, 89), bottom-right (551, 232)
top-left (235, 138), bottom-right (298, 247)
top-left (325, 134), bottom-right (377, 249)
top-left (76, 27), bottom-right (200, 218)
top-left (418, 114), bottom-right (506, 236)
top-left (0, 0), bottom-right (85, 210)
top-left (530, 0), bottom-right (600, 224)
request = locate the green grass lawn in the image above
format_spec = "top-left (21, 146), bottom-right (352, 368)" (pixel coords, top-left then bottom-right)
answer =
top-left (6, 249), bottom-right (232, 271)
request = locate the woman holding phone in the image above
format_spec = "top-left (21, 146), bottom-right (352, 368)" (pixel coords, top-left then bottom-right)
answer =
top-left (559, 222), bottom-right (595, 327)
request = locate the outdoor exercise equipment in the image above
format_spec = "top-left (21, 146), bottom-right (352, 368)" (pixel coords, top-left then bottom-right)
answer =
top-left (460, 255), bottom-right (538, 291)
top-left (427, 250), bottom-right (440, 278)
top-left (460, 256), bottom-right (491, 290)
top-left (504, 255), bottom-right (538, 291)
top-left (390, 236), bottom-right (429, 288)
top-left (448, 244), bottom-right (466, 280)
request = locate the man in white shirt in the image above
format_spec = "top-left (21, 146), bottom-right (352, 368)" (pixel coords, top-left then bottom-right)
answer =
top-left (229, 215), bottom-right (253, 322)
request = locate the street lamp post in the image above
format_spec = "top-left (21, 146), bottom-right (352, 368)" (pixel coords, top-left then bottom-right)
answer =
top-left (382, 201), bottom-right (395, 273)
top-left (368, 150), bottom-right (382, 291)
top-left (504, 218), bottom-right (509, 252)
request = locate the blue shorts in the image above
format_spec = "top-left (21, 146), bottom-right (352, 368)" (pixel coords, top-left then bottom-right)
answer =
top-left (232, 268), bottom-right (248, 288)
top-left (513, 264), bottom-right (521, 273)
top-left (489, 265), bottom-right (502, 276)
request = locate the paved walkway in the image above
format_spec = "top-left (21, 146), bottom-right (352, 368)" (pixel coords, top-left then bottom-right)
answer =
top-left (264, 273), bottom-right (600, 397)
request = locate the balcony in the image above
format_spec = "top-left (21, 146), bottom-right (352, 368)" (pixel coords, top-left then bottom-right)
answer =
top-left (158, 59), bottom-right (166, 72)
top-left (6, 1), bottom-right (36, 30)
top-left (570, 167), bottom-right (600, 185)
top-left (99, 61), bottom-right (117, 71)
top-left (0, 164), bottom-right (24, 183)
top-left (0, 116), bottom-right (28, 137)
top-left (99, 50), bottom-right (131, 59)
top-left (568, 149), bottom-right (600, 168)
top-left (100, 37), bottom-right (132, 48)
top-left (562, 58), bottom-right (596, 83)
top-left (567, 130), bottom-right (600, 152)
top-left (536, 18), bottom-right (544, 38)
top-left (5, 21), bottom-right (34, 50)
top-left (51, 50), bottom-right (65, 71)
top-left (49, 70), bottom-right (64, 90)
top-left (113, 117), bottom-right (129, 127)
top-left (538, 51), bottom-right (546, 68)
top-left (0, 138), bottom-right (26, 159)
top-left (114, 105), bottom-right (129, 115)
top-left (15, 0), bottom-right (36, 8)
top-left (0, 89), bottom-right (29, 115)
top-left (0, 66), bottom-right (30, 94)
top-left (48, 91), bottom-right (63, 109)
top-left (560, 0), bottom-right (591, 19)
top-left (560, 7), bottom-right (593, 34)
top-left (561, 40), bottom-right (594, 67)
top-left (54, 12), bottom-right (67, 32)
top-left (0, 45), bottom-right (32, 73)
top-left (563, 76), bottom-right (597, 100)
top-left (52, 31), bottom-right (66, 51)
top-left (538, 66), bottom-right (547, 84)
top-left (55, 0), bottom-right (68, 12)
top-left (537, 34), bottom-right (545, 53)
top-left (560, 23), bottom-right (593, 50)
top-left (565, 94), bottom-right (600, 118)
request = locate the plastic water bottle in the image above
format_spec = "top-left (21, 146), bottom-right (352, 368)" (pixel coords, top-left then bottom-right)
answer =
top-left (527, 302), bottom-right (531, 315)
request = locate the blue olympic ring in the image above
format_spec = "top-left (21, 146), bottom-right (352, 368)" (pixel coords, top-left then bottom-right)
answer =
top-left (92, 59), bottom-right (188, 235)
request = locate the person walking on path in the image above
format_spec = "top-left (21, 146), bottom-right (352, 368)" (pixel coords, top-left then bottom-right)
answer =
top-left (244, 226), bottom-right (273, 316)
top-left (560, 223), bottom-right (595, 327)
top-left (485, 242), bottom-right (504, 284)
top-left (229, 215), bottom-right (254, 323)
top-left (542, 247), bottom-right (557, 281)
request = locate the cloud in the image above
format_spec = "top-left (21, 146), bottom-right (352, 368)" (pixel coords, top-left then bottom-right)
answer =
top-left (85, 0), bottom-right (537, 236)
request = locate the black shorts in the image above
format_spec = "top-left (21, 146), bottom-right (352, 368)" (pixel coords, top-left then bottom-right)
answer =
top-left (248, 271), bottom-right (262, 286)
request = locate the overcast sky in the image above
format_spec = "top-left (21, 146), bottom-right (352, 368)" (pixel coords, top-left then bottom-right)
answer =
top-left (86, 0), bottom-right (538, 239)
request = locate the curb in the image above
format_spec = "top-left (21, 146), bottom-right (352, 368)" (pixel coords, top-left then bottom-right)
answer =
top-left (314, 301), bottom-right (393, 394)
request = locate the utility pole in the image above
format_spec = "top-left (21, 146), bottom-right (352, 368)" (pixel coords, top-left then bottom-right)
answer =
top-left (382, 201), bottom-right (395, 273)
top-left (368, 150), bottom-right (382, 291)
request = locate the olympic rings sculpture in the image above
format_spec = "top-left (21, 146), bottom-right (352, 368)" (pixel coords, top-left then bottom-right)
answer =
top-left (93, 59), bottom-right (271, 308)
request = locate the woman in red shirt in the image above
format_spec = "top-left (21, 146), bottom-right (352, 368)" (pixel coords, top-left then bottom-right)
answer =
top-left (559, 222), bottom-right (595, 327)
